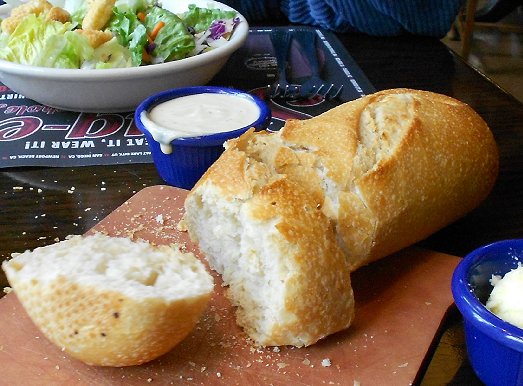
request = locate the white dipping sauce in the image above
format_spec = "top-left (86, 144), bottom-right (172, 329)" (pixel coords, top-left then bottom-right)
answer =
top-left (140, 93), bottom-right (261, 154)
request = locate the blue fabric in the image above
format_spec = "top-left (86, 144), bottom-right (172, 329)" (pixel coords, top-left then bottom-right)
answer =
top-left (221, 0), bottom-right (274, 22)
top-left (222, 0), bottom-right (464, 37)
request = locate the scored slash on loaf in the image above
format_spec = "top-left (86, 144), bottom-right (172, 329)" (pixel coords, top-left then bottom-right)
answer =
top-left (183, 88), bottom-right (499, 347)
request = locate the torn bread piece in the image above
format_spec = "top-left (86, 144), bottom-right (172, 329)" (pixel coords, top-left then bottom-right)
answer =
top-left (2, 233), bottom-right (213, 366)
top-left (184, 164), bottom-right (355, 347)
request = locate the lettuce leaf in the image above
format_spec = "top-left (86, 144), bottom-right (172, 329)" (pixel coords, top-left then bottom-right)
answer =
top-left (108, 7), bottom-right (148, 66)
top-left (114, 0), bottom-right (150, 13)
top-left (33, 31), bottom-right (93, 68)
top-left (61, 0), bottom-right (88, 26)
top-left (89, 37), bottom-right (133, 69)
top-left (0, 13), bottom-right (75, 66)
top-left (0, 13), bottom-right (132, 69)
top-left (144, 6), bottom-right (195, 62)
top-left (181, 4), bottom-right (237, 34)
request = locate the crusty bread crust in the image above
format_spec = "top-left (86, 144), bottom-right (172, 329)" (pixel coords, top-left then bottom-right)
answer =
top-left (185, 89), bottom-right (498, 347)
top-left (11, 276), bottom-right (211, 366)
top-left (2, 234), bottom-right (213, 366)
top-left (237, 177), bottom-right (354, 346)
top-left (276, 88), bottom-right (499, 268)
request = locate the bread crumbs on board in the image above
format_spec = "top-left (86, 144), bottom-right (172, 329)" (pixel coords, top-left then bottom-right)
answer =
top-left (321, 358), bottom-right (332, 367)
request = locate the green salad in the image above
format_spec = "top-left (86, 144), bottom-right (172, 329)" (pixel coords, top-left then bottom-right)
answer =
top-left (0, 0), bottom-right (240, 69)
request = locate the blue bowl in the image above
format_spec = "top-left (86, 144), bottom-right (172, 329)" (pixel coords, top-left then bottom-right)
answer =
top-left (135, 86), bottom-right (271, 189)
top-left (451, 239), bottom-right (523, 386)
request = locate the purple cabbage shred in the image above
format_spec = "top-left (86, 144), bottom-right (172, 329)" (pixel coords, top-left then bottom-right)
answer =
top-left (208, 20), bottom-right (226, 40)
top-left (146, 43), bottom-right (156, 54)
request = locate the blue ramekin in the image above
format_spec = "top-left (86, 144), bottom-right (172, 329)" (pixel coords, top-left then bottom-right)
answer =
top-left (451, 239), bottom-right (523, 386)
top-left (135, 86), bottom-right (271, 189)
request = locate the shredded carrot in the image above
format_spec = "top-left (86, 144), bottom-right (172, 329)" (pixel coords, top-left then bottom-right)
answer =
top-left (137, 12), bottom-right (146, 22)
top-left (142, 48), bottom-right (152, 63)
top-left (150, 21), bottom-right (165, 41)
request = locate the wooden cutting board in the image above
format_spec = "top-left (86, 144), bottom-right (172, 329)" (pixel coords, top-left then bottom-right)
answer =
top-left (0, 185), bottom-right (460, 385)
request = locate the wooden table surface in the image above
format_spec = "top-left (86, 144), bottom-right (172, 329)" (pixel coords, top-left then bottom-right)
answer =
top-left (1, 32), bottom-right (520, 385)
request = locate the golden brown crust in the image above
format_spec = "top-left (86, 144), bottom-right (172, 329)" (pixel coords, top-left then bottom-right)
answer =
top-left (193, 129), bottom-right (268, 200)
top-left (341, 89), bottom-right (498, 267)
top-left (279, 98), bottom-right (360, 185)
top-left (75, 28), bottom-right (113, 48)
top-left (1, 0), bottom-right (53, 34)
top-left (239, 88), bottom-right (499, 269)
top-left (9, 275), bottom-right (210, 366)
top-left (82, 0), bottom-right (116, 31)
top-left (45, 6), bottom-right (70, 23)
top-left (237, 178), bottom-right (354, 346)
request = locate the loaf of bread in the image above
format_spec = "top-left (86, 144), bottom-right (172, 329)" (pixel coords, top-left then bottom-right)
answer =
top-left (2, 233), bottom-right (214, 366)
top-left (183, 88), bottom-right (499, 347)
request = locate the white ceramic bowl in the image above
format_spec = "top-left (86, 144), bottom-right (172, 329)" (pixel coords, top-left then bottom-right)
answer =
top-left (0, 0), bottom-right (248, 113)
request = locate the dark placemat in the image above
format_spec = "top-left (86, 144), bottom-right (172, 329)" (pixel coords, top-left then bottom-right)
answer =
top-left (0, 27), bottom-right (374, 168)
